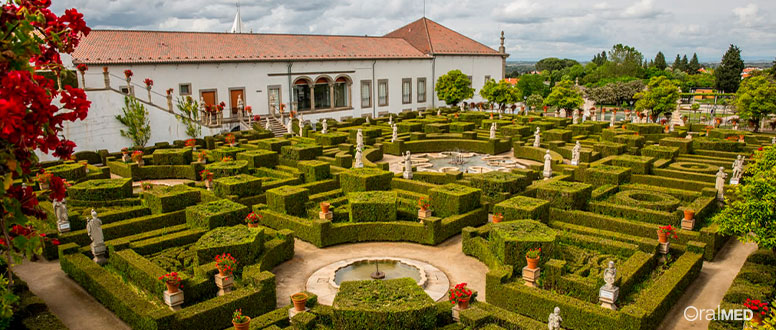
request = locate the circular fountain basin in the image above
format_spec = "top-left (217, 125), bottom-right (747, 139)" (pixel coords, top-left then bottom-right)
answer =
top-left (306, 257), bottom-right (450, 305)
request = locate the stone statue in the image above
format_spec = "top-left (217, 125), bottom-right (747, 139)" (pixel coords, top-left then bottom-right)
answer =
top-left (53, 198), bottom-right (70, 233)
top-left (533, 128), bottom-right (541, 148)
top-left (730, 155), bottom-right (744, 185)
top-left (265, 117), bottom-right (271, 131)
top-left (87, 209), bottom-right (106, 264)
top-left (286, 120), bottom-right (293, 134)
top-left (571, 141), bottom-right (581, 166)
top-left (388, 115), bottom-right (393, 125)
top-left (391, 124), bottom-right (398, 142)
top-left (460, 103), bottom-right (464, 112)
top-left (543, 150), bottom-right (552, 179)
top-left (572, 110), bottom-right (579, 124)
top-left (354, 146), bottom-right (364, 168)
top-left (733, 123), bottom-right (739, 130)
top-left (298, 119), bottom-right (304, 137)
top-left (547, 307), bottom-right (562, 330)
top-left (403, 151), bottom-right (413, 179)
top-left (321, 120), bottom-right (328, 134)
top-left (610, 111), bottom-right (616, 127)
top-left (625, 111), bottom-right (632, 122)
top-left (715, 167), bottom-right (727, 201)
top-left (365, 116), bottom-right (370, 125)
top-left (437, 109), bottom-right (441, 116)
top-left (642, 110), bottom-right (649, 123)
top-left (489, 122), bottom-right (497, 139)
top-left (685, 133), bottom-right (692, 140)
top-left (559, 109), bottom-right (566, 118)
top-left (603, 261), bottom-right (617, 290)
top-left (356, 129), bottom-right (364, 149)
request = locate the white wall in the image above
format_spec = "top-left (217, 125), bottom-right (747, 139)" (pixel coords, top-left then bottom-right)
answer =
top-left (432, 55), bottom-right (503, 106)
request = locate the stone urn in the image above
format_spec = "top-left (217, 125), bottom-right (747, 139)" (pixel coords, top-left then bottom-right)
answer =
top-left (526, 256), bottom-right (540, 270)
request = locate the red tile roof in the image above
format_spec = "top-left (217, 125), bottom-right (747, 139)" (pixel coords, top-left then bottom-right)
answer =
top-left (72, 30), bottom-right (430, 65)
top-left (385, 18), bottom-right (502, 56)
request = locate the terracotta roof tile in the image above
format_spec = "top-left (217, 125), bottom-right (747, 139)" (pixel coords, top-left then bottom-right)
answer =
top-left (385, 18), bottom-right (501, 56)
top-left (73, 30), bottom-right (430, 64)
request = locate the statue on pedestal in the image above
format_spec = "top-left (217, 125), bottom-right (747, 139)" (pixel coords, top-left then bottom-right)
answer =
top-left (53, 198), bottom-right (70, 233)
top-left (533, 128), bottom-right (541, 148)
top-left (730, 155), bottom-right (744, 185)
top-left (87, 209), bottom-right (106, 264)
top-left (298, 119), bottom-right (304, 137)
top-left (543, 150), bottom-right (553, 179)
top-left (356, 129), bottom-right (364, 149)
top-left (547, 307), bottom-right (562, 330)
top-left (321, 120), bottom-right (328, 134)
top-left (603, 261), bottom-right (617, 290)
top-left (265, 117), bottom-right (271, 131)
top-left (571, 141), bottom-right (581, 166)
top-left (391, 124), bottom-right (398, 142)
top-left (354, 147), bottom-right (364, 168)
top-left (489, 122), bottom-right (497, 139)
top-left (715, 167), bottom-right (727, 201)
top-left (403, 151), bottom-right (413, 179)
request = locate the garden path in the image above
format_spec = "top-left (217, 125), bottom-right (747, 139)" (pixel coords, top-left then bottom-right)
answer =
top-left (659, 239), bottom-right (758, 330)
top-left (13, 259), bottom-right (131, 330)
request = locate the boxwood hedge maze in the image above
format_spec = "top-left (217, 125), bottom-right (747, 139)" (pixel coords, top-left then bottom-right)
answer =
top-left (29, 108), bottom-right (776, 330)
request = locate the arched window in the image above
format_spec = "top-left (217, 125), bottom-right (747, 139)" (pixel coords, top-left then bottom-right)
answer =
top-left (293, 78), bottom-right (312, 111)
top-left (314, 77), bottom-right (331, 109)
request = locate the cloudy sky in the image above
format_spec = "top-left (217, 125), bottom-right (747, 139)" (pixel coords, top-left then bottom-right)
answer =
top-left (53, 0), bottom-right (775, 62)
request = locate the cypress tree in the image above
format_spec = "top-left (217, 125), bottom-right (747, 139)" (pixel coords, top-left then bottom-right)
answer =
top-left (654, 51), bottom-right (667, 70)
top-left (714, 44), bottom-right (745, 93)
top-left (688, 53), bottom-right (701, 74)
top-left (672, 54), bottom-right (681, 70)
top-left (680, 55), bottom-right (689, 72)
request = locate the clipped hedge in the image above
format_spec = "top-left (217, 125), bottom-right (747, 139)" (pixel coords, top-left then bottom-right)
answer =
top-left (535, 180), bottom-right (592, 210)
top-left (68, 178), bottom-right (133, 201)
top-left (493, 196), bottom-right (550, 222)
top-left (340, 167), bottom-right (393, 193)
top-left (142, 184), bottom-right (201, 214)
top-left (214, 174), bottom-right (263, 198)
top-left (430, 184), bottom-right (481, 218)
top-left (152, 148), bottom-right (192, 165)
top-left (347, 191), bottom-right (398, 222)
top-left (332, 278), bottom-right (436, 330)
top-left (266, 186), bottom-right (309, 217)
top-left (185, 199), bottom-right (250, 229)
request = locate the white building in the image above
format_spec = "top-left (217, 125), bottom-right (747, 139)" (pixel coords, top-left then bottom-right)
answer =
top-left (62, 18), bottom-right (507, 154)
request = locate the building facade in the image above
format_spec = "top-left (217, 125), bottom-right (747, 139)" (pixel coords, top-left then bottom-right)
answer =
top-left (60, 18), bottom-right (507, 155)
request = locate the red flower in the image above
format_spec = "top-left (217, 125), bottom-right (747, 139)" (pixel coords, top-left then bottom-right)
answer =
top-left (143, 78), bottom-right (153, 87)
top-left (124, 69), bottom-right (133, 78)
top-left (76, 63), bottom-right (88, 72)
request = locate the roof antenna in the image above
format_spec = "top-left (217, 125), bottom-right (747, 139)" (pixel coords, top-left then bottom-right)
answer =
top-left (423, 0), bottom-right (426, 18)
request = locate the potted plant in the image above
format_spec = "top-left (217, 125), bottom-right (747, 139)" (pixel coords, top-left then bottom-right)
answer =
top-left (121, 147), bottom-right (131, 162)
top-left (158, 272), bottom-right (183, 293)
top-left (448, 283), bottom-right (473, 310)
top-left (141, 182), bottom-right (153, 191)
top-left (291, 292), bottom-right (308, 312)
top-left (743, 298), bottom-right (768, 325)
top-left (683, 209), bottom-right (695, 221)
top-left (525, 248), bottom-right (541, 269)
top-left (245, 212), bottom-right (262, 228)
top-left (123, 69), bottom-right (133, 79)
top-left (418, 197), bottom-right (430, 211)
top-left (185, 138), bottom-right (197, 149)
top-left (215, 253), bottom-right (237, 279)
top-left (492, 212), bottom-right (503, 223)
top-left (200, 170), bottom-right (214, 190)
top-left (131, 150), bottom-right (144, 166)
top-left (196, 150), bottom-right (207, 163)
top-left (232, 309), bottom-right (251, 330)
top-left (320, 202), bottom-right (331, 214)
top-left (35, 171), bottom-right (52, 190)
top-left (657, 225), bottom-right (678, 243)
top-left (224, 133), bottom-right (236, 147)
top-left (79, 160), bottom-right (89, 173)
top-left (221, 156), bottom-right (233, 162)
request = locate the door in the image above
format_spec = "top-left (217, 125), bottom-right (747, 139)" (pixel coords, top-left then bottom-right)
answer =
top-left (201, 91), bottom-right (216, 107)
top-left (268, 86), bottom-right (281, 115)
top-left (230, 89), bottom-right (244, 115)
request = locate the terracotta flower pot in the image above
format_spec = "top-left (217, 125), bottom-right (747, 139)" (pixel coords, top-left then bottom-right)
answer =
top-left (457, 297), bottom-right (470, 310)
top-left (320, 202), bottom-right (331, 214)
top-left (247, 223), bottom-right (258, 228)
top-left (683, 209), bottom-right (695, 221)
top-left (526, 256), bottom-right (540, 270)
top-left (751, 313), bottom-right (763, 325)
top-left (291, 293), bottom-right (308, 312)
top-left (232, 317), bottom-right (251, 330)
top-left (165, 281), bottom-right (179, 293)
top-left (492, 215), bottom-right (503, 223)
top-left (657, 230), bottom-right (668, 244)
top-left (218, 268), bottom-right (227, 277)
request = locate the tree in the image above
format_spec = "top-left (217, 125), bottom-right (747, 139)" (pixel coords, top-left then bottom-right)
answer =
top-left (672, 54), bottom-right (682, 71)
top-left (713, 145), bottom-right (776, 251)
top-left (715, 44), bottom-right (745, 93)
top-left (116, 96), bottom-right (152, 147)
top-left (680, 55), bottom-right (689, 72)
top-left (176, 96), bottom-right (201, 139)
top-left (525, 94), bottom-right (544, 111)
top-left (0, 0), bottom-right (90, 295)
top-left (634, 76), bottom-right (680, 117)
top-left (516, 74), bottom-right (549, 98)
top-left (585, 84), bottom-right (616, 105)
top-left (601, 44), bottom-right (644, 78)
top-left (480, 79), bottom-right (521, 109)
top-left (536, 58), bottom-right (579, 85)
top-left (592, 51), bottom-right (607, 66)
top-left (435, 70), bottom-right (474, 106)
top-left (688, 53), bottom-right (701, 74)
top-left (654, 52), bottom-right (667, 70)
top-left (733, 75), bottom-right (776, 132)
top-left (543, 79), bottom-right (583, 111)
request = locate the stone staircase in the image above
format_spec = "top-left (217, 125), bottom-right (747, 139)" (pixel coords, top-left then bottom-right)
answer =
top-left (266, 116), bottom-right (288, 137)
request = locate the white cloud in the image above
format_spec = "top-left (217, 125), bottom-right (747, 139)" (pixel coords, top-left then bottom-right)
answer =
top-left (733, 3), bottom-right (761, 27)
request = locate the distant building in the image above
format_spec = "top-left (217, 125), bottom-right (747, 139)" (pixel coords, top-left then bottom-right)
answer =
top-left (742, 67), bottom-right (761, 79)
top-left (61, 18), bottom-right (509, 153)
top-left (504, 78), bottom-right (518, 85)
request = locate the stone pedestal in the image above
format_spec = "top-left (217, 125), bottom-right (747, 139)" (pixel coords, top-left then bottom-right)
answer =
top-left (289, 307), bottom-right (309, 319)
top-left (418, 209), bottom-right (432, 220)
top-left (522, 266), bottom-right (541, 288)
top-left (163, 290), bottom-right (184, 311)
top-left (570, 160), bottom-right (578, 166)
top-left (319, 211), bottom-right (333, 220)
top-left (657, 241), bottom-right (670, 255)
top-left (92, 244), bottom-right (107, 265)
top-left (599, 286), bottom-right (619, 310)
top-left (730, 178), bottom-right (739, 185)
top-left (681, 218), bottom-right (695, 231)
top-left (57, 221), bottom-right (71, 234)
top-left (215, 273), bottom-right (234, 296)
top-left (452, 305), bottom-right (469, 322)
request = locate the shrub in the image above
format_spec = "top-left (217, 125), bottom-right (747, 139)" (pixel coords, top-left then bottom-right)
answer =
top-left (347, 191), bottom-right (398, 222)
top-left (46, 163), bottom-right (87, 181)
top-left (266, 186), bottom-right (310, 217)
top-left (430, 184), bottom-right (481, 218)
top-left (489, 220), bottom-right (556, 269)
top-left (493, 196), bottom-right (550, 222)
top-left (611, 155), bottom-right (655, 174)
top-left (543, 129), bottom-right (572, 142)
top-left (205, 160), bottom-right (249, 178)
top-left (641, 145), bottom-right (679, 159)
top-left (152, 148), bottom-right (192, 165)
top-left (214, 174), bottom-right (263, 198)
top-left (659, 137), bottom-right (693, 154)
top-left (332, 278), bottom-right (436, 330)
top-left (613, 190), bottom-right (681, 212)
top-left (68, 178), bottom-right (133, 201)
top-left (143, 184), bottom-right (201, 214)
top-left (298, 160), bottom-right (331, 183)
top-left (340, 167), bottom-right (393, 193)
top-left (536, 181), bottom-right (592, 210)
top-left (185, 199), bottom-right (250, 229)
top-left (236, 149), bottom-right (278, 168)
top-left (470, 171), bottom-right (529, 197)
top-left (194, 225), bottom-right (264, 266)
top-left (584, 165), bottom-right (631, 186)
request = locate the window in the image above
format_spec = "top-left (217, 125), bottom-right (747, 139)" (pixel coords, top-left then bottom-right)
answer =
top-left (120, 86), bottom-right (131, 95)
top-left (402, 78), bottom-right (412, 104)
top-left (417, 78), bottom-right (426, 103)
top-left (467, 75), bottom-right (473, 88)
top-left (314, 77), bottom-right (331, 109)
top-left (484, 75), bottom-right (491, 83)
top-left (378, 79), bottom-right (388, 107)
top-left (179, 83), bottom-right (191, 95)
top-left (293, 79), bottom-right (311, 111)
top-left (361, 81), bottom-right (372, 108)
top-left (334, 77), bottom-right (349, 108)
